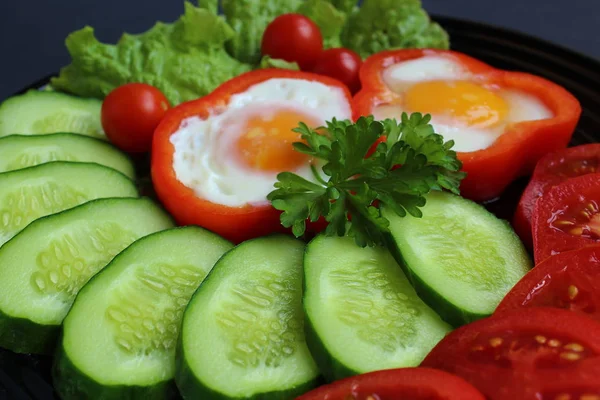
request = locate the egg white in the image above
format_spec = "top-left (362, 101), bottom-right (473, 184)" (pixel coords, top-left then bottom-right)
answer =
top-left (170, 78), bottom-right (352, 207)
top-left (375, 55), bottom-right (553, 152)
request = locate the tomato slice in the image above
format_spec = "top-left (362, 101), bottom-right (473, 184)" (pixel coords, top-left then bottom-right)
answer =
top-left (295, 368), bottom-right (485, 400)
top-left (514, 144), bottom-right (600, 248)
top-left (496, 246), bottom-right (600, 320)
top-left (536, 360), bottom-right (600, 400)
top-left (421, 308), bottom-right (600, 400)
top-left (532, 173), bottom-right (600, 263)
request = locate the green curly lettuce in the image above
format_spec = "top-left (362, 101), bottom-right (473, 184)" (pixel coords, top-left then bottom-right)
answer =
top-left (51, 0), bottom-right (450, 106)
top-left (259, 55), bottom-right (300, 70)
top-left (51, 2), bottom-right (251, 105)
top-left (329, 0), bottom-right (358, 13)
top-left (222, 0), bottom-right (448, 65)
top-left (221, 0), bottom-right (303, 65)
top-left (341, 0), bottom-right (450, 59)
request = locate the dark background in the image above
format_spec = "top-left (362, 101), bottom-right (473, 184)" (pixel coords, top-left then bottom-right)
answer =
top-left (0, 0), bottom-right (598, 101)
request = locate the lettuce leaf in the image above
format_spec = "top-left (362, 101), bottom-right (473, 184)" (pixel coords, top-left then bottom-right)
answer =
top-left (341, 0), bottom-right (450, 59)
top-left (197, 0), bottom-right (218, 14)
top-left (222, 0), bottom-right (303, 65)
top-left (297, 0), bottom-right (347, 48)
top-left (259, 55), bottom-right (300, 70)
top-left (221, 0), bottom-right (448, 65)
top-left (52, 0), bottom-right (450, 106)
top-left (51, 2), bottom-right (251, 105)
top-left (328, 0), bottom-right (358, 13)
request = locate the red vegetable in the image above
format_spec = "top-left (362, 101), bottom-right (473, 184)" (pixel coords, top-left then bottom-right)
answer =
top-left (261, 14), bottom-right (323, 71)
top-left (421, 308), bottom-right (600, 400)
top-left (353, 49), bottom-right (581, 202)
top-left (312, 48), bottom-right (363, 94)
top-left (101, 83), bottom-right (170, 153)
top-left (296, 368), bottom-right (485, 400)
top-left (514, 144), bottom-right (600, 247)
top-left (496, 245), bottom-right (600, 320)
top-left (151, 69), bottom-right (352, 243)
top-left (532, 173), bottom-right (600, 263)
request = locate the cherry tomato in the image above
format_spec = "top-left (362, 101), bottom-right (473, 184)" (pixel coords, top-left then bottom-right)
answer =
top-left (514, 144), bottom-right (600, 248)
top-left (421, 308), bottom-right (600, 400)
top-left (261, 14), bottom-right (323, 70)
top-left (296, 368), bottom-right (485, 400)
top-left (532, 173), bottom-right (600, 263)
top-left (496, 246), bottom-right (600, 320)
top-left (312, 48), bottom-right (363, 94)
top-left (101, 83), bottom-right (171, 153)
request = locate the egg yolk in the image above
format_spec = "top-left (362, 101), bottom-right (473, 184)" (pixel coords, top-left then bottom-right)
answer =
top-left (404, 80), bottom-right (509, 128)
top-left (237, 110), bottom-right (316, 172)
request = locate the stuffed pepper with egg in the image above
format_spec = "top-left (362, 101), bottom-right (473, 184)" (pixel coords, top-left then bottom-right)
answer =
top-left (353, 49), bottom-right (582, 201)
top-left (152, 69), bottom-right (353, 243)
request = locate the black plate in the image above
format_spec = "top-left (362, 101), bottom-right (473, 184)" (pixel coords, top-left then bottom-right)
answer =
top-left (2, 16), bottom-right (600, 400)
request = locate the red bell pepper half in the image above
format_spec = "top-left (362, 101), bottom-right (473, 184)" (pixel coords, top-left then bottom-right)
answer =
top-left (151, 69), bottom-right (352, 243)
top-left (353, 49), bottom-right (582, 201)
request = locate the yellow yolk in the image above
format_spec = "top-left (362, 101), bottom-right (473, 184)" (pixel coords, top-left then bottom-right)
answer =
top-left (237, 110), bottom-right (316, 172)
top-left (404, 80), bottom-right (509, 128)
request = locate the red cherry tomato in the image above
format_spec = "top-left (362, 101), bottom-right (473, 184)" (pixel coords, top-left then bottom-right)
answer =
top-left (101, 83), bottom-right (171, 153)
top-left (312, 48), bottom-right (363, 94)
top-left (496, 245), bottom-right (600, 320)
top-left (513, 144), bottom-right (600, 248)
top-left (261, 14), bottom-right (323, 70)
top-left (421, 308), bottom-right (600, 400)
top-left (296, 368), bottom-right (485, 400)
top-left (532, 173), bottom-right (600, 263)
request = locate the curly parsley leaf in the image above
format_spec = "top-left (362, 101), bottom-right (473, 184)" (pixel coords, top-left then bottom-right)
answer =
top-left (267, 114), bottom-right (466, 247)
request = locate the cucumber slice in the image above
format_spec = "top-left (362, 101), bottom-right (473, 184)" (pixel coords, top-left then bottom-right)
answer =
top-left (0, 162), bottom-right (138, 248)
top-left (177, 236), bottom-right (319, 399)
top-left (0, 91), bottom-right (104, 139)
top-left (304, 235), bottom-right (451, 381)
top-left (383, 190), bottom-right (531, 327)
top-left (0, 134), bottom-right (135, 178)
top-left (53, 227), bottom-right (233, 400)
top-left (0, 197), bottom-right (173, 355)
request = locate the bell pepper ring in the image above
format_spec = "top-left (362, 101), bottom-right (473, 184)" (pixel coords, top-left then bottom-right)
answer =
top-left (151, 69), bottom-right (352, 243)
top-left (353, 49), bottom-right (582, 201)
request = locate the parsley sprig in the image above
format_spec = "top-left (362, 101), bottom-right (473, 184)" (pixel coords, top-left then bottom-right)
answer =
top-left (267, 114), bottom-right (466, 247)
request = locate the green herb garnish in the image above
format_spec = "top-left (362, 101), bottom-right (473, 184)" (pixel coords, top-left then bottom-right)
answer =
top-left (267, 114), bottom-right (466, 247)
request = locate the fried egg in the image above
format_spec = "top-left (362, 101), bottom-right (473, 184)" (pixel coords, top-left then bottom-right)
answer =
top-left (372, 54), bottom-right (553, 152)
top-left (170, 78), bottom-right (351, 207)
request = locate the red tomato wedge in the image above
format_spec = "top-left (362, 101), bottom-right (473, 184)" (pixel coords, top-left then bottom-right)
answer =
top-left (514, 144), bottom-right (600, 247)
top-left (496, 246), bottom-right (600, 320)
top-left (532, 173), bottom-right (600, 263)
top-left (421, 308), bottom-right (600, 400)
top-left (295, 368), bottom-right (485, 400)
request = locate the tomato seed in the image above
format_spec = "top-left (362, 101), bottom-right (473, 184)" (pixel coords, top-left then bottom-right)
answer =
top-left (560, 352), bottom-right (581, 361)
top-left (548, 339), bottom-right (562, 347)
top-left (489, 337), bottom-right (503, 347)
top-left (554, 220), bottom-right (575, 226)
top-left (535, 335), bottom-right (548, 344)
top-left (580, 210), bottom-right (592, 219)
top-left (570, 227), bottom-right (585, 236)
top-left (568, 285), bottom-right (580, 300)
top-left (564, 342), bottom-right (585, 352)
